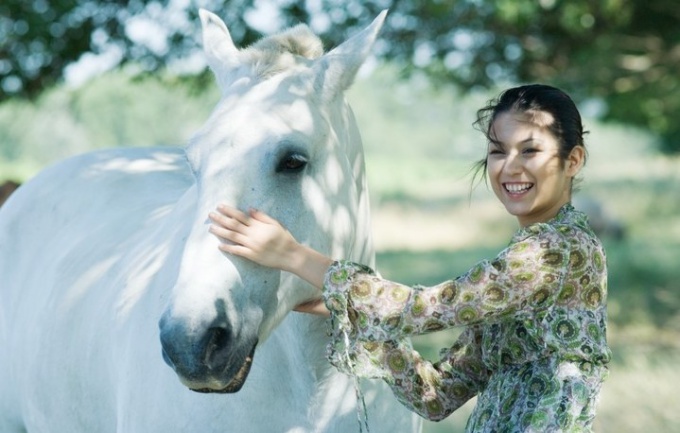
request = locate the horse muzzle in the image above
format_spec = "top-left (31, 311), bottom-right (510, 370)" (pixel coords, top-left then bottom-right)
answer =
top-left (185, 343), bottom-right (256, 394)
top-left (159, 311), bottom-right (259, 393)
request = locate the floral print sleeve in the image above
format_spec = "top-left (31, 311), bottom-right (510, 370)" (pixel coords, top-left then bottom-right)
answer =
top-left (324, 225), bottom-right (570, 341)
top-left (327, 324), bottom-right (490, 421)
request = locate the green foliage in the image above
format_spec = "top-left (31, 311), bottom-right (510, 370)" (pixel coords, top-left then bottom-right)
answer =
top-left (2, 0), bottom-right (680, 151)
top-left (0, 0), bottom-right (259, 98)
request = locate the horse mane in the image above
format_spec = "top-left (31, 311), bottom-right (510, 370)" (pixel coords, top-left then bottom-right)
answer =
top-left (241, 24), bottom-right (324, 79)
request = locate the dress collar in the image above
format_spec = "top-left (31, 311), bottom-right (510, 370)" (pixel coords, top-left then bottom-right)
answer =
top-left (511, 203), bottom-right (591, 242)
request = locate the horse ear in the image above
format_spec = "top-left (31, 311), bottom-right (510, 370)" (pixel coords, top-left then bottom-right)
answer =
top-left (314, 10), bottom-right (387, 100)
top-left (199, 9), bottom-right (240, 90)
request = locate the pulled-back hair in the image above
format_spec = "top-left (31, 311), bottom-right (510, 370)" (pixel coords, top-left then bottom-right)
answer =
top-left (471, 84), bottom-right (588, 188)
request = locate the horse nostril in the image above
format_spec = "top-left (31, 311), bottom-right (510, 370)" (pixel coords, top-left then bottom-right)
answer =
top-left (204, 326), bottom-right (231, 370)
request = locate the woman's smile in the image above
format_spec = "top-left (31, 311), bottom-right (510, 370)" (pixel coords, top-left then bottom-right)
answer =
top-left (503, 182), bottom-right (534, 196)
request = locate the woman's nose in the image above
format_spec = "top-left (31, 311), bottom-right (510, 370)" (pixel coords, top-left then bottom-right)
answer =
top-left (503, 152), bottom-right (522, 175)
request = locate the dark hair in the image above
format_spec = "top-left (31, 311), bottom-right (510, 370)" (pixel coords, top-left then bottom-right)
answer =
top-left (471, 84), bottom-right (588, 188)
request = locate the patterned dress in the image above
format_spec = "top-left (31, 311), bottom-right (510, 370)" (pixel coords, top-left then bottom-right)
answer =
top-left (322, 204), bottom-right (611, 432)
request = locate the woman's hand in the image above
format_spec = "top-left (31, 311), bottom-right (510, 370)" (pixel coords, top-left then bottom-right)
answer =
top-left (208, 205), bottom-right (298, 272)
top-left (294, 298), bottom-right (330, 317)
top-left (208, 204), bottom-right (334, 291)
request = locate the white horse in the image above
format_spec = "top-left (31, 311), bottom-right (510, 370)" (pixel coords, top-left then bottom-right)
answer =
top-left (0, 9), bottom-right (421, 433)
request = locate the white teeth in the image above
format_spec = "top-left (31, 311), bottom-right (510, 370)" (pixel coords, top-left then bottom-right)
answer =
top-left (505, 183), bottom-right (532, 193)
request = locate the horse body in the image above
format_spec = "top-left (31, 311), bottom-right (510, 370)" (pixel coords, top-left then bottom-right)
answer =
top-left (0, 148), bottom-right (188, 431)
top-left (0, 10), bottom-right (421, 433)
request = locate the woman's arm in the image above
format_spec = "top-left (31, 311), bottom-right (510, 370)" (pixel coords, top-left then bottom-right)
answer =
top-left (209, 206), bottom-right (571, 337)
top-left (293, 298), bottom-right (330, 315)
top-left (323, 228), bottom-right (570, 340)
top-left (331, 326), bottom-right (489, 421)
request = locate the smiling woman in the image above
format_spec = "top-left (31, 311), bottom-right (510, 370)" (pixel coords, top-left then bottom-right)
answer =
top-left (209, 83), bottom-right (612, 432)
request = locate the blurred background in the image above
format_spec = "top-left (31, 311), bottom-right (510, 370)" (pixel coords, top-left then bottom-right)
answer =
top-left (1, 1), bottom-right (679, 432)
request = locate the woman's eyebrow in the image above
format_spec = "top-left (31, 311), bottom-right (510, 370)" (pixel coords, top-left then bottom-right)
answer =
top-left (489, 134), bottom-right (542, 148)
top-left (488, 137), bottom-right (504, 148)
top-left (519, 132), bottom-right (545, 145)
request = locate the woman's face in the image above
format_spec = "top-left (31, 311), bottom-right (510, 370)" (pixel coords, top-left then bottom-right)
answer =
top-left (486, 110), bottom-right (582, 227)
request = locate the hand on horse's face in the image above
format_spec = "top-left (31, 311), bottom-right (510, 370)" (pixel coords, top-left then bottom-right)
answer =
top-left (209, 205), bottom-right (299, 272)
top-left (209, 205), bottom-right (334, 297)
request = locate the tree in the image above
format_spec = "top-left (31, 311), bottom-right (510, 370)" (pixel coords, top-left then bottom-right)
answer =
top-left (2, 0), bottom-right (679, 151)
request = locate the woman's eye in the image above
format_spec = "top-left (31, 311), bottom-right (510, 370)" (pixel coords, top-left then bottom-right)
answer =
top-left (276, 153), bottom-right (308, 173)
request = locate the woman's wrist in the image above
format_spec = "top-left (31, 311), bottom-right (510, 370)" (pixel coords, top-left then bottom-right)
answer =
top-left (287, 243), bottom-right (333, 291)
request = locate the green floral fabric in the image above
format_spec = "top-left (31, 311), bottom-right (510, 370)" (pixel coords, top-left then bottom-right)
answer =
top-left (323, 204), bottom-right (611, 432)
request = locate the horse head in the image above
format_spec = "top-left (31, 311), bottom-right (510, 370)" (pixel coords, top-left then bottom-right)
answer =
top-left (159, 9), bottom-right (384, 393)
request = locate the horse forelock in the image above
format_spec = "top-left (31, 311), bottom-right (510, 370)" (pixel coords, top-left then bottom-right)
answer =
top-left (241, 24), bottom-right (324, 79)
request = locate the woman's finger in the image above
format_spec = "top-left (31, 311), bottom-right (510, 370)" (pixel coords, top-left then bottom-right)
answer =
top-left (208, 211), bottom-right (230, 227)
top-left (214, 227), bottom-right (255, 250)
top-left (217, 242), bottom-right (254, 260)
top-left (208, 224), bottom-right (234, 240)
top-left (217, 204), bottom-right (250, 226)
top-left (209, 210), bottom-right (250, 235)
top-left (249, 208), bottom-right (278, 225)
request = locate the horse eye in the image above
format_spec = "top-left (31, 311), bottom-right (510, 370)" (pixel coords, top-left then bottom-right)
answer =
top-left (276, 152), bottom-right (308, 173)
